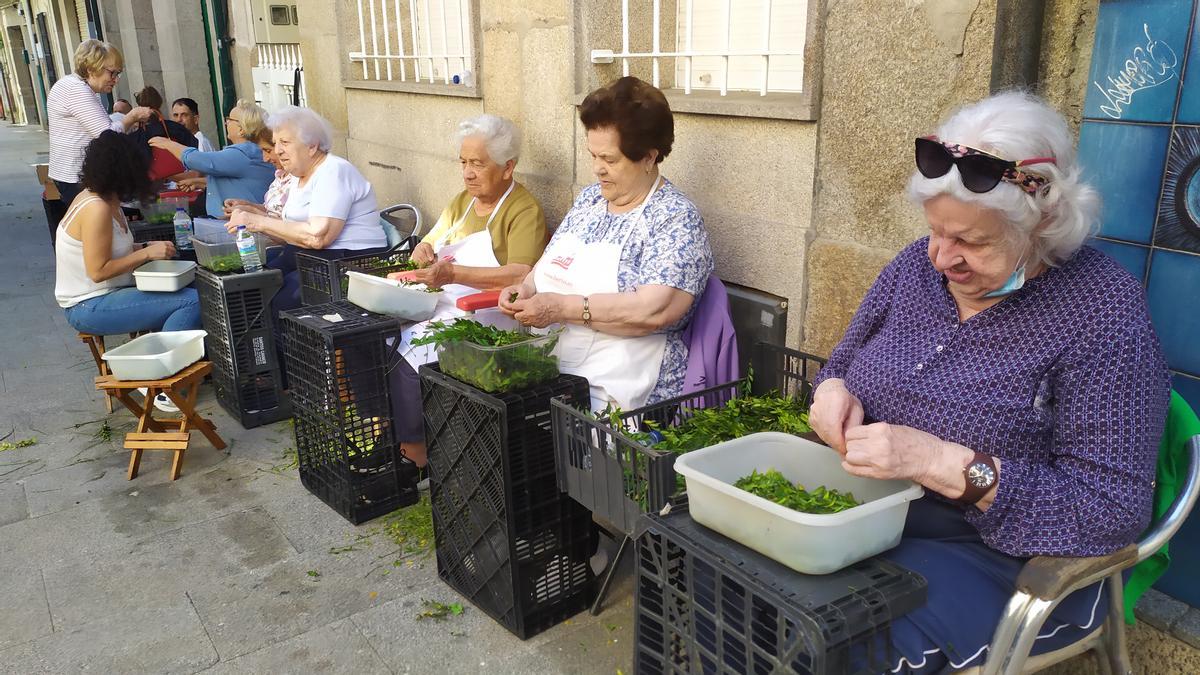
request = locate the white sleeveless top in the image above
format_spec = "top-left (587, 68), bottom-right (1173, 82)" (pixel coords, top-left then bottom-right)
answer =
top-left (55, 195), bottom-right (136, 308)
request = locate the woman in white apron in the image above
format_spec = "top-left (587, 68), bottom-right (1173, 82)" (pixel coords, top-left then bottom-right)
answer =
top-left (499, 76), bottom-right (714, 413)
top-left (384, 114), bottom-right (549, 471)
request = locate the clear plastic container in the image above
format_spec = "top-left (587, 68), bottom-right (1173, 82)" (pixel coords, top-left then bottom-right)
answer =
top-left (345, 270), bottom-right (439, 321)
top-left (101, 330), bottom-right (207, 380)
top-left (673, 432), bottom-right (925, 574)
top-left (436, 331), bottom-right (561, 393)
top-left (191, 231), bottom-right (270, 273)
top-left (133, 259), bottom-right (196, 292)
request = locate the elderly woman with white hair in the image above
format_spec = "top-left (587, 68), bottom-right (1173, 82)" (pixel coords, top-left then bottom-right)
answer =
top-left (387, 113), bottom-right (547, 471)
top-left (809, 92), bottom-right (1170, 672)
top-left (226, 106), bottom-right (388, 312)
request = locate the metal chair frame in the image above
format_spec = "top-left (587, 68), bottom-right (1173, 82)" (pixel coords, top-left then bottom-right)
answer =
top-left (974, 436), bottom-right (1200, 675)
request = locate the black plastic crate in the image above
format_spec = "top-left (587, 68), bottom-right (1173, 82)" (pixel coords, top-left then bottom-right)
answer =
top-left (634, 507), bottom-right (927, 675)
top-left (551, 343), bottom-right (826, 536)
top-left (297, 238), bottom-right (418, 306)
top-left (130, 221), bottom-right (175, 243)
top-left (420, 364), bottom-right (597, 640)
top-left (281, 301), bottom-right (417, 524)
top-left (195, 268), bottom-right (291, 428)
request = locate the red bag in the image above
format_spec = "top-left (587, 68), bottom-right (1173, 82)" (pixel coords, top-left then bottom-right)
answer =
top-left (147, 116), bottom-right (186, 181)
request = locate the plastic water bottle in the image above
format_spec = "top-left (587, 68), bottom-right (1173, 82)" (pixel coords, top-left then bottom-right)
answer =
top-left (173, 208), bottom-right (193, 250)
top-left (235, 226), bottom-right (262, 273)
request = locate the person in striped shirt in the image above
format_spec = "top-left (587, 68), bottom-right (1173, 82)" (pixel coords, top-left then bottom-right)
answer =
top-left (47, 40), bottom-right (154, 207)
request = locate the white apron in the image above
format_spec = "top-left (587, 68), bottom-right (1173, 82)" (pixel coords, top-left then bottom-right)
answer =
top-left (533, 177), bottom-right (667, 412)
top-left (400, 182), bottom-right (517, 369)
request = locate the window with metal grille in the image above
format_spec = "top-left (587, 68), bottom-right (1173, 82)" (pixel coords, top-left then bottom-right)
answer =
top-left (346, 0), bottom-right (478, 95)
top-left (580, 0), bottom-right (820, 120)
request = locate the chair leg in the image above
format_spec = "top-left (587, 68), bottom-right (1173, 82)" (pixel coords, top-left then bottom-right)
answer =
top-left (997, 596), bottom-right (1063, 675)
top-left (589, 534), bottom-right (632, 616)
top-left (982, 592), bottom-right (1035, 675)
top-left (1103, 573), bottom-right (1133, 675)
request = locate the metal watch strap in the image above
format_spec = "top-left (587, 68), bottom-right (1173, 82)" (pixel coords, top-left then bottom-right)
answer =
top-left (959, 451), bottom-right (998, 505)
top-left (582, 296), bottom-right (591, 327)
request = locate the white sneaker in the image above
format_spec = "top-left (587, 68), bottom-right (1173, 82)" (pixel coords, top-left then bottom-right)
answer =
top-left (153, 393), bottom-right (179, 413)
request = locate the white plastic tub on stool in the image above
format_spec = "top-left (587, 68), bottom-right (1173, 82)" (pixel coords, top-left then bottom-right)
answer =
top-left (133, 260), bottom-right (196, 292)
top-left (101, 330), bottom-right (207, 380)
top-left (673, 431), bottom-right (925, 574)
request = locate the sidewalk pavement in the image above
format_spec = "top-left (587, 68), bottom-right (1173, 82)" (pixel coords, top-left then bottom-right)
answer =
top-left (0, 123), bottom-right (634, 674)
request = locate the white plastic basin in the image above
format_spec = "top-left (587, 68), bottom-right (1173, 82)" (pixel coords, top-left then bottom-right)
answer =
top-left (345, 270), bottom-right (439, 321)
top-left (673, 432), bottom-right (924, 574)
top-left (101, 330), bottom-right (207, 381)
top-left (133, 260), bottom-right (196, 292)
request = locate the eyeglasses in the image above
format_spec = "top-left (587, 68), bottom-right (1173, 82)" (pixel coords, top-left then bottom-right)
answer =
top-left (103, 67), bottom-right (122, 78)
top-left (225, 116), bottom-right (242, 125)
top-left (915, 136), bottom-right (1055, 195)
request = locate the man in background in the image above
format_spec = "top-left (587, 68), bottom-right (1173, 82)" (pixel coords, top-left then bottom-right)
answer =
top-left (171, 97), bottom-right (215, 152)
top-left (109, 98), bottom-right (131, 124)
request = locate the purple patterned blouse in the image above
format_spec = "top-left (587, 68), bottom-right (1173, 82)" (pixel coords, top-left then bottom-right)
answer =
top-left (815, 239), bottom-right (1170, 557)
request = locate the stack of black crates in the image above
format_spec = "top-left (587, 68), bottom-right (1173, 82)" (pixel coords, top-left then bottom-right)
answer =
top-left (195, 268), bottom-right (291, 428)
top-left (296, 241), bottom-right (416, 306)
top-left (281, 301), bottom-right (418, 524)
top-left (420, 364), bottom-right (596, 639)
top-left (634, 506), bottom-right (927, 674)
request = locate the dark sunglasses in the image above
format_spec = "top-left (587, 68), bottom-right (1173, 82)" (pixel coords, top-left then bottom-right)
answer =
top-left (915, 136), bottom-right (1055, 195)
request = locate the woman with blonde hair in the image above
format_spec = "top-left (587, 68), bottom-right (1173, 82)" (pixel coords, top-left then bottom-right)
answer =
top-left (150, 100), bottom-right (275, 218)
top-left (47, 39), bottom-right (154, 207)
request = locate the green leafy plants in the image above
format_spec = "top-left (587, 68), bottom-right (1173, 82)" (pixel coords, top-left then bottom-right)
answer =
top-left (412, 319), bottom-right (559, 392)
top-left (0, 437), bottom-right (37, 452)
top-left (203, 253), bottom-right (244, 273)
top-left (416, 599), bottom-right (465, 621)
top-left (733, 469), bottom-right (859, 514)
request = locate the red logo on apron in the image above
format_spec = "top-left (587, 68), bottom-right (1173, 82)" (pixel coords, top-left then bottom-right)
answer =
top-left (551, 255), bottom-right (575, 269)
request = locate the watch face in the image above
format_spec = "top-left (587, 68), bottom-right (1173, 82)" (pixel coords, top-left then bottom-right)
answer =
top-left (967, 462), bottom-right (996, 488)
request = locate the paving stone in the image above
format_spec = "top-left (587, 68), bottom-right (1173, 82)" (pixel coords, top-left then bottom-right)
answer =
top-left (0, 481), bottom-right (28, 527)
top-left (187, 542), bottom-right (440, 660)
top-left (1136, 588), bottom-right (1192, 633)
top-left (531, 611), bottom-right (636, 674)
top-left (0, 568), bottom-right (53, 651)
top-left (21, 438), bottom-right (230, 517)
top-left (42, 508), bottom-right (295, 630)
top-left (15, 607), bottom-right (218, 674)
top-left (1171, 608), bottom-right (1200, 650)
top-left (0, 461), bottom-right (293, 568)
top-left (199, 619), bottom-right (390, 674)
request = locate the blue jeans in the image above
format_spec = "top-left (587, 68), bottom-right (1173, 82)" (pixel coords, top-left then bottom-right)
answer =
top-left (64, 286), bottom-right (202, 335)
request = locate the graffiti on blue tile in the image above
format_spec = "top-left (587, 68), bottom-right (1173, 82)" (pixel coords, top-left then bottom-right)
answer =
top-left (1084, 0), bottom-right (1191, 123)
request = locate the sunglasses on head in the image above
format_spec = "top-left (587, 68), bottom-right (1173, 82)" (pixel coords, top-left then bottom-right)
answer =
top-left (915, 136), bottom-right (1055, 195)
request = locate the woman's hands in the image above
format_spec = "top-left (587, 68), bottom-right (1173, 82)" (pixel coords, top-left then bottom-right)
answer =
top-left (225, 208), bottom-right (259, 233)
top-left (411, 242), bottom-right (436, 266)
top-left (148, 136), bottom-right (189, 159)
top-left (507, 293), bottom-right (563, 328)
top-left (177, 176), bottom-right (207, 192)
top-left (141, 240), bottom-right (177, 261)
top-left (223, 198), bottom-right (265, 217)
top-left (809, 378), bottom-right (864, 455)
top-left (388, 260), bottom-right (454, 288)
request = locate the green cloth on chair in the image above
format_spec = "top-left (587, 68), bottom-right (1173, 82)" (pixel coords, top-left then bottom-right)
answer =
top-left (1123, 390), bottom-right (1200, 624)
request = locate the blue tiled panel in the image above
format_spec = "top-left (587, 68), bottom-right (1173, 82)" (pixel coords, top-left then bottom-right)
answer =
top-left (1154, 126), bottom-right (1200, 254)
top-left (1088, 238), bottom-right (1151, 280)
top-left (1174, 13), bottom-right (1200, 123)
top-left (1147, 248), bottom-right (1200, 376)
top-left (1079, 122), bottom-right (1171, 243)
top-left (1084, 0), bottom-right (1190, 123)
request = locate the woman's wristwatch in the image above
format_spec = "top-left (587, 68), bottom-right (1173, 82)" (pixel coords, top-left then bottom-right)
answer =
top-left (581, 296), bottom-right (591, 327)
top-left (959, 451), bottom-right (998, 505)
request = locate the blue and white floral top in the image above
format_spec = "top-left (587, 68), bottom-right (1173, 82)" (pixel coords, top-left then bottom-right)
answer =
top-left (552, 178), bottom-right (714, 403)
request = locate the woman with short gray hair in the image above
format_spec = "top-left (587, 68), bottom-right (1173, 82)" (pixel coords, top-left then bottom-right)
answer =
top-left (227, 106), bottom-right (387, 313)
top-left (383, 112), bottom-right (548, 471)
top-left (808, 91), bottom-right (1170, 672)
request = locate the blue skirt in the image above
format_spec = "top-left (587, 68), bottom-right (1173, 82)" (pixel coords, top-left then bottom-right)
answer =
top-left (877, 497), bottom-right (1107, 673)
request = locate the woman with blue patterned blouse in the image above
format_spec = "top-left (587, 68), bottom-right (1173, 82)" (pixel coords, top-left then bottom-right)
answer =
top-left (811, 92), bottom-right (1171, 672)
top-left (500, 77), bottom-right (713, 412)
